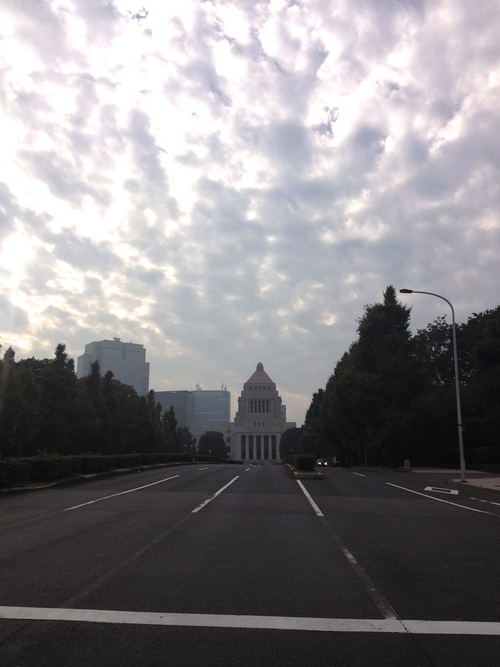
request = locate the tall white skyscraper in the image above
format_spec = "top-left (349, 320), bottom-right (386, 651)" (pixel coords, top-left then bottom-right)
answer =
top-left (77, 338), bottom-right (150, 396)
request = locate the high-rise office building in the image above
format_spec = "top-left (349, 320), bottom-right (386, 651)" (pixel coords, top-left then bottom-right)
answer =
top-left (192, 388), bottom-right (231, 433)
top-left (155, 390), bottom-right (196, 429)
top-left (77, 338), bottom-right (150, 396)
top-left (224, 362), bottom-right (296, 462)
top-left (153, 387), bottom-right (231, 440)
top-left (155, 388), bottom-right (231, 434)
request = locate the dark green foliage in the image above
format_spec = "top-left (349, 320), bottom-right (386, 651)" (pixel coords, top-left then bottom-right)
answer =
top-left (172, 426), bottom-right (196, 453)
top-left (320, 286), bottom-right (426, 466)
top-left (306, 289), bottom-right (500, 470)
top-left (290, 454), bottom-right (316, 471)
top-left (164, 406), bottom-right (178, 433)
top-left (1, 348), bottom-right (45, 457)
top-left (279, 427), bottom-right (304, 458)
top-left (0, 452), bottom-right (196, 489)
top-left (197, 431), bottom-right (228, 458)
top-left (0, 344), bottom-right (174, 459)
top-left (0, 459), bottom-right (31, 486)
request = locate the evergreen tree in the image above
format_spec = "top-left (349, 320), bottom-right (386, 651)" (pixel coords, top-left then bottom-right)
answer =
top-left (198, 431), bottom-right (227, 458)
top-left (467, 307), bottom-right (500, 449)
top-left (0, 348), bottom-right (44, 457)
top-left (37, 344), bottom-right (82, 454)
top-left (310, 287), bottom-right (427, 466)
top-left (279, 427), bottom-right (304, 459)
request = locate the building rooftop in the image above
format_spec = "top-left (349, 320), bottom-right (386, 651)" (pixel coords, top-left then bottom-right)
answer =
top-left (245, 362), bottom-right (274, 385)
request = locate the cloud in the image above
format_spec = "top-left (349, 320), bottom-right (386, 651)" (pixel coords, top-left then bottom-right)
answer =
top-left (0, 0), bottom-right (499, 422)
top-left (0, 296), bottom-right (29, 335)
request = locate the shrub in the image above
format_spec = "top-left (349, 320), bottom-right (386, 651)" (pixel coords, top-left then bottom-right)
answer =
top-left (0, 460), bottom-right (31, 488)
top-left (291, 454), bottom-right (316, 472)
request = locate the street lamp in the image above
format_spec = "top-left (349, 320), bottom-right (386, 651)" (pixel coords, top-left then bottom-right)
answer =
top-left (399, 289), bottom-right (466, 482)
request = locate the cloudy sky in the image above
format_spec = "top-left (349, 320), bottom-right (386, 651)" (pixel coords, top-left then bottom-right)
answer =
top-left (1, 0), bottom-right (499, 425)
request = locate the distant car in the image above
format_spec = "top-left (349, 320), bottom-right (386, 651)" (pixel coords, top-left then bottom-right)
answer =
top-left (316, 458), bottom-right (328, 467)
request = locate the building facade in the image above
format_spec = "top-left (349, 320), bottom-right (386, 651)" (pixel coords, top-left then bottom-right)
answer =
top-left (154, 390), bottom-right (196, 429)
top-left (77, 338), bottom-right (150, 396)
top-left (192, 388), bottom-right (231, 434)
top-left (154, 388), bottom-right (231, 438)
top-left (224, 362), bottom-right (296, 463)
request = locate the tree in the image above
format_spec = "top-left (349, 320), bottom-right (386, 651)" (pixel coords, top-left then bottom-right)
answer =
top-left (129, 390), bottom-right (168, 453)
top-left (164, 406), bottom-right (177, 433)
top-left (0, 348), bottom-right (44, 457)
top-left (198, 431), bottom-right (227, 458)
top-left (466, 307), bottom-right (500, 449)
top-left (308, 286), bottom-right (427, 466)
top-left (36, 344), bottom-right (82, 454)
top-left (172, 426), bottom-right (195, 453)
top-left (279, 427), bottom-right (304, 459)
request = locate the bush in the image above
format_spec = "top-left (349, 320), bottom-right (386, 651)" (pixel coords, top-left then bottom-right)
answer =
top-left (0, 460), bottom-right (31, 487)
top-left (29, 456), bottom-right (82, 482)
top-left (290, 454), bottom-right (316, 472)
top-left (0, 452), bottom-right (244, 488)
top-left (0, 452), bottom-right (244, 489)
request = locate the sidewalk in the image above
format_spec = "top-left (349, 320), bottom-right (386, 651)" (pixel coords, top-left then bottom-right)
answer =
top-left (411, 468), bottom-right (500, 495)
top-left (452, 476), bottom-right (500, 494)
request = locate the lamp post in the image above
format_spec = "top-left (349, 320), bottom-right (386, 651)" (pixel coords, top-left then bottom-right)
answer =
top-left (399, 289), bottom-right (466, 482)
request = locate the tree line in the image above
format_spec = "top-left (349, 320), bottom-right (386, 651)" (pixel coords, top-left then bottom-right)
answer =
top-left (302, 286), bottom-right (500, 469)
top-left (0, 343), bottom-right (195, 458)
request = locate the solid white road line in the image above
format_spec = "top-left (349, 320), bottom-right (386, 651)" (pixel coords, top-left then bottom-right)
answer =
top-left (296, 480), bottom-right (324, 516)
top-left (191, 477), bottom-right (239, 513)
top-left (386, 482), bottom-right (494, 515)
top-left (64, 475), bottom-right (181, 511)
top-left (1, 606), bottom-right (499, 635)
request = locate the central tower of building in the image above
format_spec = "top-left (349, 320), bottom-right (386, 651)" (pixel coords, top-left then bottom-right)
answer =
top-left (224, 362), bottom-right (295, 462)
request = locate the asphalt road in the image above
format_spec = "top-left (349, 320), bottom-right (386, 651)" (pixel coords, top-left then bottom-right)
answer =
top-left (0, 464), bottom-right (499, 666)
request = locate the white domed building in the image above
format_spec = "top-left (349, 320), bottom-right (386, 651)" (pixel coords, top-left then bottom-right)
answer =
top-left (224, 363), bottom-right (296, 463)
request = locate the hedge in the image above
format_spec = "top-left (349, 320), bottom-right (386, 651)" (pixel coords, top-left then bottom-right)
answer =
top-left (0, 452), bottom-right (196, 489)
top-left (289, 454), bottom-right (317, 472)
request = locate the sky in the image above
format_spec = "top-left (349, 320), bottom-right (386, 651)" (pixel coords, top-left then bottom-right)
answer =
top-left (1, 0), bottom-right (499, 426)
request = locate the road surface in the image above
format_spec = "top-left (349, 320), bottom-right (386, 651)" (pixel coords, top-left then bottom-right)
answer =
top-left (1, 464), bottom-right (499, 665)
